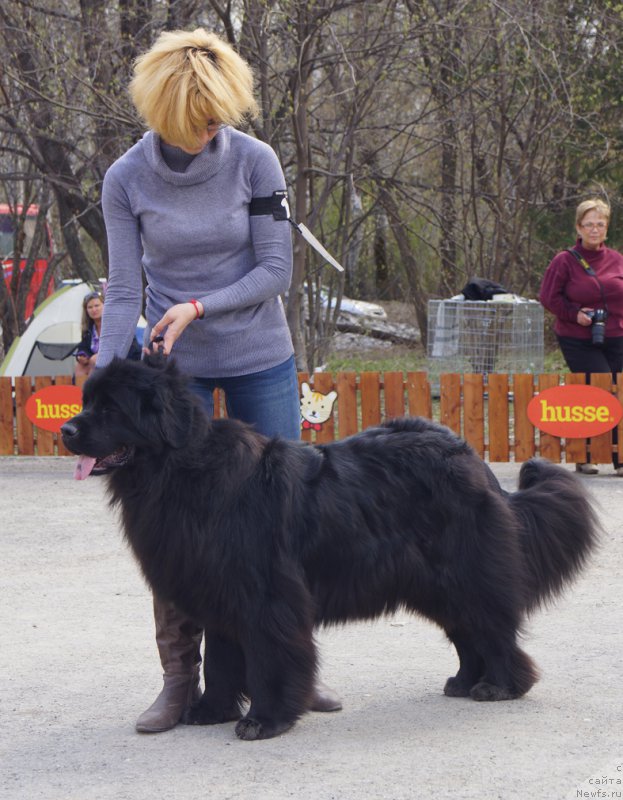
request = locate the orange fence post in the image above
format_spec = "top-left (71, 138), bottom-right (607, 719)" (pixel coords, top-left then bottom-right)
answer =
top-left (14, 376), bottom-right (34, 455)
top-left (616, 373), bottom-right (623, 467)
top-left (487, 374), bottom-right (509, 462)
top-left (383, 372), bottom-right (405, 420)
top-left (312, 372), bottom-right (337, 444)
top-left (439, 373), bottom-right (461, 435)
top-left (336, 372), bottom-right (358, 438)
top-left (298, 372), bottom-right (312, 442)
top-left (537, 374), bottom-right (562, 463)
top-left (34, 376), bottom-right (55, 456)
top-left (406, 372), bottom-right (432, 419)
top-left (513, 374), bottom-right (535, 462)
top-left (210, 389), bottom-right (222, 419)
top-left (564, 373), bottom-right (588, 464)
top-left (589, 373), bottom-right (614, 464)
top-left (0, 377), bottom-right (14, 455)
top-left (463, 373), bottom-right (485, 458)
top-left (53, 375), bottom-right (74, 455)
top-left (360, 372), bottom-right (381, 430)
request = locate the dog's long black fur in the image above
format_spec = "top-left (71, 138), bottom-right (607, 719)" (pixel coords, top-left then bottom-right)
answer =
top-left (61, 356), bottom-right (598, 740)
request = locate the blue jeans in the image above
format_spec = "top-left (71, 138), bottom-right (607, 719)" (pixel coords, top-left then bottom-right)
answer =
top-left (189, 355), bottom-right (301, 441)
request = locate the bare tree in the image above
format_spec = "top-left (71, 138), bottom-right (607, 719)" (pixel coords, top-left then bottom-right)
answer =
top-left (234, 0), bottom-right (428, 368)
top-left (410, 0), bottom-right (623, 292)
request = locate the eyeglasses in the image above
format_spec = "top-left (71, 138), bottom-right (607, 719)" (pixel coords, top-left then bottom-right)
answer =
top-left (581, 222), bottom-right (607, 230)
top-left (84, 292), bottom-right (103, 302)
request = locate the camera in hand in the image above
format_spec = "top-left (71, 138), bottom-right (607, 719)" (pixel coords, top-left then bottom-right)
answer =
top-left (585, 308), bottom-right (607, 346)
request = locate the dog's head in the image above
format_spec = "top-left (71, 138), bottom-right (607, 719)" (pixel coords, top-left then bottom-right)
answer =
top-left (61, 355), bottom-right (198, 479)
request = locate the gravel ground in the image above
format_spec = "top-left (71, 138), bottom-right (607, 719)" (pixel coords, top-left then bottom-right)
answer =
top-left (1, 457), bottom-right (622, 800)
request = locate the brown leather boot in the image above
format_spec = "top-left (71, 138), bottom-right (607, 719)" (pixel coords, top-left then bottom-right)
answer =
top-left (310, 680), bottom-right (342, 712)
top-left (135, 595), bottom-right (203, 733)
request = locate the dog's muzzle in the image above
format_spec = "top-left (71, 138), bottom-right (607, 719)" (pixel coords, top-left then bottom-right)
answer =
top-left (61, 421), bottom-right (134, 480)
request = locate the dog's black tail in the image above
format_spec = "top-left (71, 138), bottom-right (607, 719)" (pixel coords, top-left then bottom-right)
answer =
top-left (508, 459), bottom-right (600, 613)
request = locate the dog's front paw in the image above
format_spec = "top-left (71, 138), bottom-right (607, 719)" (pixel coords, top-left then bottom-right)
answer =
top-left (235, 716), bottom-right (295, 741)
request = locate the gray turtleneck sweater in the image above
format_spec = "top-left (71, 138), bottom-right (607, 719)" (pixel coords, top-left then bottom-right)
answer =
top-left (98, 127), bottom-right (294, 377)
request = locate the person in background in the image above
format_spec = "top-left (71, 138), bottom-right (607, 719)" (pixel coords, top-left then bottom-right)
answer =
top-left (96, 27), bottom-right (341, 733)
top-left (74, 291), bottom-right (105, 379)
top-left (539, 197), bottom-right (623, 475)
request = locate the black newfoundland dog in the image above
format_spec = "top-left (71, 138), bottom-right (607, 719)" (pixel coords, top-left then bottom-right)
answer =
top-left (61, 356), bottom-right (598, 741)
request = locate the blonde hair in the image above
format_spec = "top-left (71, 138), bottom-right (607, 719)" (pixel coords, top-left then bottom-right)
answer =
top-left (129, 28), bottom-right (259, 151)
top-left (575, 198), bottom-right (611, 227)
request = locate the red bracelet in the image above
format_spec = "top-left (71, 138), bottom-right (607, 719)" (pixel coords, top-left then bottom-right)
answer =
top-left (189, 298), bottom-right (202, 319)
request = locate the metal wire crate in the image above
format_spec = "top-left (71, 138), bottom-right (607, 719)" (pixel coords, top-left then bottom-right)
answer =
top-left (427, 299), bottom-right (544, 381)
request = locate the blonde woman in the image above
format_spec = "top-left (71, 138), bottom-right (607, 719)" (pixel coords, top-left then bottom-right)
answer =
top-left (540, 198), bottom-right (623, 474)
top-left (97, 28), bottom-right (341, 732)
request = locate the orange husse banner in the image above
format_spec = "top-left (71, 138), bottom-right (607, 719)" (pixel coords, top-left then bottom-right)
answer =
top-left (527, 384), bottom-right (623, 438)
top-left (25, 385), bottom-right (83, 433)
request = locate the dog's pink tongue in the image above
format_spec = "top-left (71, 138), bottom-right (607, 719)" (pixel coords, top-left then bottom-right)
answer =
top-left (74, 455), bottom-right (96, 481)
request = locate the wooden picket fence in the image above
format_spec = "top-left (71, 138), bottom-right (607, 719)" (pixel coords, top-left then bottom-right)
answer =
top-left (1, 371), bottom-right (622, 462)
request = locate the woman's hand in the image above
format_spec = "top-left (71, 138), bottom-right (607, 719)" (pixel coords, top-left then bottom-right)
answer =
top-left (150, 301), bottom-right (204, 355)
top-left (577, 308), bottom-right (594, 327)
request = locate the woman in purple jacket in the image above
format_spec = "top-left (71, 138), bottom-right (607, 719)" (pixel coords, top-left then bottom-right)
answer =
top-left (540, 198), bottom-right (623, 474)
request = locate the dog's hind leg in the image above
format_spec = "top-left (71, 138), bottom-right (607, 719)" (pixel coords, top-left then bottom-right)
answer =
top-left (444, 625), bottom-right (538, 701)
top-left (183, 634), bottom-right (245, 725)
top-left (469, 639), bottom-right (539, 701)
top-left (444, 630), bottom-right (485, 697)
top-left (440, 506), bottom-right (539, 701)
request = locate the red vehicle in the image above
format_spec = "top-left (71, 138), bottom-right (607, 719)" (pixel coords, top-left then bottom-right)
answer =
top-left (1, 203), bottom-right (55, 320)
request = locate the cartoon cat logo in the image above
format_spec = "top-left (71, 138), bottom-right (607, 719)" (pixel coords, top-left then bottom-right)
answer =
top-left (300, 382), bottom-right (338, 431)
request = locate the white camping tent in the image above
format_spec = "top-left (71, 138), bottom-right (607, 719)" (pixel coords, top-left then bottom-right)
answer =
top-left (0, 282), bottom-right (146, 378)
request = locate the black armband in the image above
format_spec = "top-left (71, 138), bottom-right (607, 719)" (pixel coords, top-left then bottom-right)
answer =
top-left (249, 190), bottom-right (291, 221)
